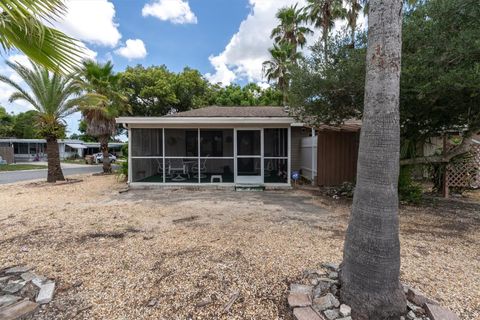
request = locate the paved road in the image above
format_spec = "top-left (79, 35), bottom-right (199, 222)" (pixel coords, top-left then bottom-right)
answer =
top-left (0, 164), bottom-right (107, 184)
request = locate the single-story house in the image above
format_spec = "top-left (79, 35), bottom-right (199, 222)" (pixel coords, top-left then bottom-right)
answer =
top-left (82, 142), bottom-right (125, 157)
top-left (0, 139), bottom-right (87, 162)
top-left (0, 139), bottom-right (125, 163)
top-left (116, 106), bottom-right (361, 188)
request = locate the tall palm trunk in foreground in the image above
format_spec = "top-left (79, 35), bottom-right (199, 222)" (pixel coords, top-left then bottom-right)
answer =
top-left (340, 0), bottom-right (406, 319)
top-left (46, 137), bottom-right (64, 182)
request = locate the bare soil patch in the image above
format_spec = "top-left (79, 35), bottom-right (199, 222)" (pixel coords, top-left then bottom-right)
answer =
top-left (0, 175), bottom-right (478, 319)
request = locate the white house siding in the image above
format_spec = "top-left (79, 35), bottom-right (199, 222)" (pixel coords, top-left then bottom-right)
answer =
top-left (291, 127), bottom-right (310, 173)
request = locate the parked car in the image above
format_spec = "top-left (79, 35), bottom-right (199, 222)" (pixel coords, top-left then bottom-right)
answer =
top-left (93, 153), bottom-right (117, 163)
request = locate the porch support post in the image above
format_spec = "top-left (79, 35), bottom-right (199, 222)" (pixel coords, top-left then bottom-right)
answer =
top-left (233, 128), bottom-right (237, 184)
top-left (288, 126), bottom-right (291, 185)
top-left (162, 128), bottom-right (166, 184)
top-left (261, 128), bottom-right (264, 184)
top-left (198, 128), bottom-right (201, 184)
top-left (128, 128), bottom-right (132, 184)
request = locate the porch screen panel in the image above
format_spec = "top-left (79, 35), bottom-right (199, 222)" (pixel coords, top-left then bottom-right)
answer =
top-left (131, 129), bottom-right (162, 156)
top-left (264, 129), bottom-right (288, 157)
top-left (132, 158), bottom-right (163, 182)
top-left (264, 128), bottom-right (288, 184)
top-left (264, 159), bottom-right (288, 183)
top-left (164, 129), bottom-right (198, 183)
top-left (237, 130), bottom-right (261, 156)
top-left (165, 129), bottom-right (198, 157)
top-left (199, 129), bottom-right (234, 184)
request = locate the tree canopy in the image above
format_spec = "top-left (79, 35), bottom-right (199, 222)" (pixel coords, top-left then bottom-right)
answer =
top-left (289, 0), bottom-right (480, 154)
top-left (118, 65), bottom-right (283, 117)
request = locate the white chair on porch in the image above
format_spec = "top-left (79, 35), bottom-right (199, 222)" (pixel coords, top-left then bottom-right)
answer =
top-left (193, 155), bottom-right (209, 179)
top-left (168, 159), bottom-right (188, 181)
top-left (155, 159), bottom-right (165, 176)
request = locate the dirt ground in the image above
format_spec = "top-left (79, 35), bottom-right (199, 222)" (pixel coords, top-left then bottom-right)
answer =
top-left (0, 175), bottom-right (479, 320)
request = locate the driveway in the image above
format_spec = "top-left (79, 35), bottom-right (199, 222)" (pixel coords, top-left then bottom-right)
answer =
top-left (0, 163), bottom-right (111, 184)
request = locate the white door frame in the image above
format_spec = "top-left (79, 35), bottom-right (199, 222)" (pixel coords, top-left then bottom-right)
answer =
top-left (234, 128), bottom-right (263, 184)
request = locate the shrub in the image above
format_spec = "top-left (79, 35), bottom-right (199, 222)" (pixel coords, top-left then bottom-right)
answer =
top-left (398, 166), bottom-right (423, 204)
top-left (121, 143), bottom-right (128, 158)
top-left (116, 159), bottom-right (128, 181)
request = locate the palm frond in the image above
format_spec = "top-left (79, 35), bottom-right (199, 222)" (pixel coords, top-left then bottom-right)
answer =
top-left (0, 0), bottom-right (84, 73)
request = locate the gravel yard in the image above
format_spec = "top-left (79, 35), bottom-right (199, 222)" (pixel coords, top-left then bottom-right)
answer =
top-left (0, 175), bottom-right (479, 320)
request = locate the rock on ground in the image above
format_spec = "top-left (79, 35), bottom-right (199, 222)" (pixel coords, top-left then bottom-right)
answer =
top-left (0, 295), bottom-right (21, 308)
top-left (323, 308), bottom-right (340, 320)
top-left (425, 303), bottom-right (460, 320)
top-left (36, 282), bottom-right (55, 304)
top-left (339, 304), bottom-right (351, 317)
top-left (0, 299), bottom-right (38, 320)
top-left (293, 307), bottom-right (325, 320)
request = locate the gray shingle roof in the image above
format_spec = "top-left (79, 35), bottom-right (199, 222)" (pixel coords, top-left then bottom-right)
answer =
top-left (166, 106), bottom-right (289, 118)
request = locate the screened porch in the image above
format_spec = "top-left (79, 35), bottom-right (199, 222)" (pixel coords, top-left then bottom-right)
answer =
top-left (129, 127), bottom-right (290, 185)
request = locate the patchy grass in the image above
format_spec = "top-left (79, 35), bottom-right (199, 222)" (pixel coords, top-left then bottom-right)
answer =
top-left (0, 163), bottom-right (47, 171)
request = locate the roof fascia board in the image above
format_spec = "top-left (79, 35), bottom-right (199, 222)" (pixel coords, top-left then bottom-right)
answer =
top-left (116, 117), bottom-right (296, 125)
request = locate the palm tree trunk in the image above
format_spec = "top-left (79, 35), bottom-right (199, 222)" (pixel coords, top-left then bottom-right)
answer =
top-left (340, 1), bottom-right (406, 319)
top-left (99, 135), bottom-right (111, 174)
top-left (46, 137), bottom-right (65, 182)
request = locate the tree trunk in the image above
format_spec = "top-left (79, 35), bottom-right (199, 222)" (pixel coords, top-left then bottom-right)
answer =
top-left (340, 1), bottom-right (406, 319)
top-left (99, 135), bottom-right (111, 174)
top-left (46, 137), bottom-right (65, 183)
top-left (350, 23), bottom-right (356, 48)
top-left (323, 30), bottom-right (329, 63)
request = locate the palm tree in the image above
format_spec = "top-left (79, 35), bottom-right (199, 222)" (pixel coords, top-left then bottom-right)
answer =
top-left (0, 0), bottom-right (83, 72)
top-left (345, 0), bottom-right (363, 47)
top-left (262, 43), bottom-right (301, 106)
top-left (340, 0), bottom-right (407, 318)
top-left (271, 4), bottom-right (312, 55)
top-left (80, 60), bottom-right (128, 174)
top-left (304, 0), bottom-right (346, 62)
top-left (0, 61), bottom-right (93, 182)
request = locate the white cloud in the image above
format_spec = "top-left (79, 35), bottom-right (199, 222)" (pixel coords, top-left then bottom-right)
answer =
top-left (54, 0), bottom-right (121, 47)
top-left (115, 39), bottom-right (147, 60)
top-left (142, 0), bottom-right (198, 24)
top-left (205, 0), bottom-right (308, 85)
top-left (205, 55), bottom-right (236, 85)
top-left (206, 0), bottom-right (366, 85)
top-left (0, 55), bottom-right (34, 115)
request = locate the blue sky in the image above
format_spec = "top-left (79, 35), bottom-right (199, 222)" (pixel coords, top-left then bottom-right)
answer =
top-left (0, 0), bottom-right (354, 137)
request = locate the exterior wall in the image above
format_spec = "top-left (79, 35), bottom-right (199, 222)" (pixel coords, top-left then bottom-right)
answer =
top-left (317, 131), bottom-right (360, 186)
top-left (291, 127), bottom-right (310, 172)
top-left (0, 146), bottom-right (14, 164)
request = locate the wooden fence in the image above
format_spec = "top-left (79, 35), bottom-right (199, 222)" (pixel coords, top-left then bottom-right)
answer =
top-left (447, 143), bottom-right (480, 189)
top-left (316, 131), bottom-right (360, 186)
